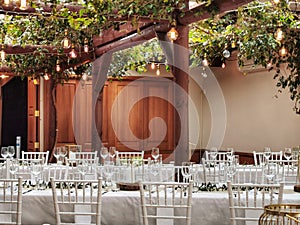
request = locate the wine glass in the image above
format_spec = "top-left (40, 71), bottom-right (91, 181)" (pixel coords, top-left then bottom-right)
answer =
top-left (109, 147), bottom-right (116, 162)
top-left (226, 148), bottom-right (234, 161)
top-left (103, 161), bottom-right (114, 188)
top-left (209, 147), bottom-right (218, 160)
top-left (9, 159), bottom-right (19, 178)
top-left (284, 148), bottom-right (292, 160)
top-left (1, 147), bottom-right (8, 159)
top-left (30, 161), bottom-right (43, 188)
top-left (7, 146), bottom-right (15, 158)
top-left (227, 159), bottom-right (237, 182)
top-left (77, 160), bottom-right (89, 179)
top-left (263, 147), bottom-right (272, 163)
top-left (54, 147), bottom-right (62, 164)
top-left (264, 162), bottom-right (277, 183)
top-left (181, 162), bottom-right (193, 182)
top-left (151, 147), bottom-right (160, 161)
top-left (59, 146), bottom-right (67, 164)
top-left (100, 147), bottom-right (109, 165)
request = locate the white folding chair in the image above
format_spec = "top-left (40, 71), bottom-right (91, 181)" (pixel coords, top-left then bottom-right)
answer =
top-left (21, 151), bottom-right (49, 165)
top-left (0, 177), bottom-right (23, 225)
top-left (139, 181), bottom-right (193, 225)
top-left (50, 178), bottom-right (102, 225)
top-left (253, 151), bottom-right (283, 166)
top-left (227, 181), bottom-right (284, 225)
top-left (45, 164), bottom-right (69, 182)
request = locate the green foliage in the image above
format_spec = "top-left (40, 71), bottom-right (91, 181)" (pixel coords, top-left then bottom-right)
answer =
top-left (189, 0), bottom-right (300, 114)
top-left (0, 0), bottom-right (198, 81)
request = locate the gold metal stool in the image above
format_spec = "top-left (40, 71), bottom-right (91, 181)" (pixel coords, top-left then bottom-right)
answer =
top-left (259, 204), bottom-right (300, 225)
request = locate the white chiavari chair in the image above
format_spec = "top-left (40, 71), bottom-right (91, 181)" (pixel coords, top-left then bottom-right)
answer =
top-left (139, 181), bottom-right (193, 225)
top-left (227, 181), bottom-right (284, 225)
top-left (65, 156), bottom-right (98, 180)
top-left (0, 177), bottom-right (23, 225)
top-left (253, 151), bottom-right (283, 166)
top-left (45, 164), bottom-right (69, 182)
top-left (21, 151), bottom-right (49, 165)
top-left (202, 158), bottom-right (227, 184)
top-left (50, 178), bottom-right (102, 225)
top-left (233, 165), bottom-right (264, 184)
top-left (268, 159), bottom-right (298, 185)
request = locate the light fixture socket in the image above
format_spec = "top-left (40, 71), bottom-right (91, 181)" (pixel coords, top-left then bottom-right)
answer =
top-left (167, 20), bottom-right (179, 42)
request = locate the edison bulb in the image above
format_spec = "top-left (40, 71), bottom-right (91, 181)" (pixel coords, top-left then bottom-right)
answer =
top-left (223, 49), bottom-right (230, 58)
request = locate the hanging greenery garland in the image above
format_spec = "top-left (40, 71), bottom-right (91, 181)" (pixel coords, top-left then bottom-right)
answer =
top-left (189, 0), bottom-right (300, 114)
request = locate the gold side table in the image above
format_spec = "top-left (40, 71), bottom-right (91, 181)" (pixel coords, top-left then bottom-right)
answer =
top-left (259, 204), bottom-right (300, 225)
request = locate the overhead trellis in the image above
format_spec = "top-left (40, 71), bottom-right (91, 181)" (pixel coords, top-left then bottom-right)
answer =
top-left (189, 0), bottom-right (300, 114)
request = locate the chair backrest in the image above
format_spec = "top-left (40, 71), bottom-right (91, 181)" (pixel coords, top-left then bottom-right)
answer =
top-left (268, 159), bottom-right (298, 185)
top-left (21, 151), bottom-right (49, 165)
top-left (202, 158), bottom-right (227, 184)
top-left (227, 181), bottom-right (284, 225)
top-left (65, 156), bottom-right (98, 180)
top-left (50, 178), bottom-right (102, 225)
top-left (253, 151), bottom-right (283, 166)
top-left (233, 165), bottom-right (264, 184)
top-left (0, 177), bottom-right (23, 225)
top-left (45, 164), bottom-right (69, 182)
top-left (204, 151), bottom-right (229, 162)
top-left (139, 181), bottom-right (193, 225)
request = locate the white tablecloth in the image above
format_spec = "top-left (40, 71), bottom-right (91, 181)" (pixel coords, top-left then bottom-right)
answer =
top-left (20, 185), bottom-right (299, 225)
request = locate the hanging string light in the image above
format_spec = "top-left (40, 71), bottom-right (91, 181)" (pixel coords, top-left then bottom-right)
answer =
top-left (150, 61), bottom-right (156, 70)
top-left (3, 0), bottom-right (10, 6)
top-left (56, 59), bottom-right (61, 72)
top-left (0, 46), bottom-right (6, 61)
top-left (167, 20), bottom-right (179, 42)
top-left (156, 64), bottom-right (160, 76)
top-left (279, 45), bottom-right (287, 57)
top-left (202, 54), bottom-right (209, 66)
top-left (19, 0), bottom-right (27, 10)
top-left (222, 62), bottom-right (226, 69)
top-left (69, 44), bottom-right (78, 58)
top-left (62, 29), bottom-right (71, 49)
top-left (273, 0), bottom-right (280, 4)
top-left (275, 28), bottom-right (284, 41)
top-left (222, 44), bottom-right (231, 58)
top-left (83, 38), bottom-right (89, 53)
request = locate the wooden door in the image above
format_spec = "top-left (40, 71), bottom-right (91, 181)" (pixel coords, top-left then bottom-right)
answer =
top-left (101, 77), bottom-right (175, 156)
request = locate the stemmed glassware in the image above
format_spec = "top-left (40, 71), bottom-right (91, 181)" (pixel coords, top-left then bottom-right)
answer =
top-left (1, 147), bottom-right (8, 159)
top-left (77, 160), bottom-right (89, 179)
top-left (263, 147), bottom-right (272, 163)
top-left (151, 147), bottom-right (160, 162)
top-left (227, 158), bottom-right (237, 182)
top-left (181, 162), bottom-right (193, 182)
top-left (103, 161), bottom-right (115, 188)
top-left (226, 148), bottom-right (234, 161)
top-left (109, 147), bottom-right (116, 163)
top-left (30, 161), bottom-right (43, 189)
top-left (100, 147), bottom-right (109, 165)
top-left (263, 162), bottom-right (277, 183)
top-left (7, 146), bottom-right (15, 158)
top-left (284, 148), bottom-right (292, 160)
top-left (9, 159), bottom-right (19, 178)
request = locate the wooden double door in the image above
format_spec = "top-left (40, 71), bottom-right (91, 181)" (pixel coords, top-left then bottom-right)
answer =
top-left (28, 76), bottom-right (175, 159)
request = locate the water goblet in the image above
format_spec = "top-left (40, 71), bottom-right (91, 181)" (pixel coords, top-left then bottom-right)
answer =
top-left (151, 147), bottom-right (160, 162)
top-left (284, 148), bottom-right (292, 160)
top-left (77, 160), bottom-right (89, 179)
top-left (59, 146), bottom-right (68, 164)
top-left (100, 147), bottom-right (109, 165)
top-left (1, 147), bottom-right (8, 159)
top-left (226, 159), bottom-right (237, 182)
top-left (181, 162), bottom-right (193, 182)
top-left (109, 147), bottom-right (116, 162)
top-left (30, 161), bottom-right (43, 189)
top-left (103, 161), bottom-right (115, 188)
top-left (9, 159), bottom-right (19, 178)
top-left (226, 148), bottom-right (234, 161)
top-left (7, 146), bottom-right (15, 158)
top-left (54, 147), bottom-right (62, 164)
top-left (263, 162), bottom-right (277, 183)
top-left (263, 147), bottom-right (272, 162)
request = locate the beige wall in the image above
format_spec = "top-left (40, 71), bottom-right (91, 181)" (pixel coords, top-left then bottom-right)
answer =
top-left (189, 59), bottom-right (300, 153)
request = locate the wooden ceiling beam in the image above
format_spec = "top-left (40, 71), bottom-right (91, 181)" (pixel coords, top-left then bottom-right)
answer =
top-left (178, 0), bottom-right (254, 25)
